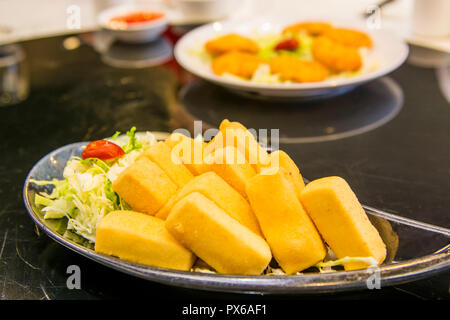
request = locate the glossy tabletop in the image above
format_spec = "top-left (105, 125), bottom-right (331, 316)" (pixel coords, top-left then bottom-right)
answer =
top-left (0, 29), bottom-right (449, 299)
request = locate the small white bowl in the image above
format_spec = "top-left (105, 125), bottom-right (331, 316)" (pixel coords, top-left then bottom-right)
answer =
top-left (97, 5), bottom-right (168, 43)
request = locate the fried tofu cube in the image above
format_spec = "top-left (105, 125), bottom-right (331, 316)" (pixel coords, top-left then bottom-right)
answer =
top-left (166, 133), bottom-right (209, 176)
top-left (138, 141), bottom-right (194, 188)
top-left (205, 119), bottom-right (270, 173)
top-left (112, 158), bottom-right (177, 215)
top-left (203, 130), bottom-right (223, 156)
top-left (246, 169), bottom-right (327, 274)
top-left (263, 150), bottom-right (305, 199)
top-left (219, 118), bottom-right (248, 132)
top-left (221, 120), bottom-right (271, 172)
top-left (203, 146), bottom-right (256, 197)
top-left (95, 210), bottom-right (195, 270)
top-left (155, 172), bottom-right (262, 237)
top-left (165, 192), bottom-right (271, 275)
top-left (299, 176), bottom-right (386, 270)
top-left (164, 132), bottom-right (190, 149)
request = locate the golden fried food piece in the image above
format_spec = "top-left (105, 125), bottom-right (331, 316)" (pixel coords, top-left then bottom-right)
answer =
top-left (165, 192), bottom-right (271, 275)
top-left (156, 172), bottom-right (262, 238)
top-left (300, 177), bottom-right (386, 270)
top-left (263, 150), bottom-right (305, 199)
top-left (246, 169), bottom-right (327, 274)
top-left (283, 21), bottom-right (332, 36)
top-left (312, 36), bottom-right (362, 72)
top-left (203, 146), bottom-right (257, 197)
top-left (324, 27), bottom-right (372, 48)
top-left (269, 55), bottom-right (329, 83)
top-left (205, 33), bottom-right (259, 55)
top-left (165, 132), bottom-right (190, 149)
top-left (166, 133), bottom-right (209, 176)
top-left (95, 210), bottom-right (195, 271)
top-left (211, 51), bottom-right (264, 78)
top-left (205, 119), bottom-right (271, 173)
top-left (112, 158), bottom-right (177, 215)
top-left (138, 141), bottom-right (194, 188)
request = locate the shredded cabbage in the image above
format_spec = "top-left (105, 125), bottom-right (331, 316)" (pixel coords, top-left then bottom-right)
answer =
top-left (251, 64), bottom-right (281, 84)
top-left (188, 255), bottom-right (379, 275)
top-left (315, 256), bottom-right (378, 273)
top-left (31, 128), bottom-right (156, 243)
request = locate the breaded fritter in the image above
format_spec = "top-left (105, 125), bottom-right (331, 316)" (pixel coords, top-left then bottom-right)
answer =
top-left (205, 33), bottom-right (259, 55)
top-left (324, 27), bottom-right (372, 48)
top-left (283, 22), bottom-right (332, 36)
top-left (269, 55), bottom-right (329, 83)
top-left (312, 36), bottom-right (362, 72)
top-left (212, 51), bottom-right (264, 78)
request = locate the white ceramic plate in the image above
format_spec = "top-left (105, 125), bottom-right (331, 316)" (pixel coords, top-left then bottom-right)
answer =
top-left (167, 0), bottom-right (233, 26)
top-left (168, 9), bottom-right (229, 26)
top-left (174, 17), bottom-right (409, 99)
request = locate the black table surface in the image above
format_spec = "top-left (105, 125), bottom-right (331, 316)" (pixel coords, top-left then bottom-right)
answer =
top-left (0, 31), bottom-right (449, 300)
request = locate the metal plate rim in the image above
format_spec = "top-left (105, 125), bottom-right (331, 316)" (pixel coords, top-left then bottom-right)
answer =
top-left (23, 141), bottom-right (450, 294)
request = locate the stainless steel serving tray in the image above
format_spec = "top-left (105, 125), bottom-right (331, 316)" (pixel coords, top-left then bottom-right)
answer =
top-left (23, 141), bottom-right (450, 294)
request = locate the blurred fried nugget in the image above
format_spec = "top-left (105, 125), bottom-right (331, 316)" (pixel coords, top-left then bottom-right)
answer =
top-left (312, 36), bottom-right (362, 72)
top-left (269, 55), bottom-right (329, 83)
top-left (283, 22), bottom-right (332, 36)
top-left (324, 27), bottom-right (372, 48)
top-left (212, 51), bottom-right (264, 78)
top-left (205, 33), bottom-right (259, 55)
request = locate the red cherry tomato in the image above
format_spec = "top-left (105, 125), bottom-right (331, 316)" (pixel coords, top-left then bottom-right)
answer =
top-left (81, 140), bottom-right (125, 160)
top-left (275, 38), bottom-right (299, 51)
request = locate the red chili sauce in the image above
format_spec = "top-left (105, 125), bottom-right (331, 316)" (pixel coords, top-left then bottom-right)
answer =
top-left (109, 11), bottom-right (164, 26)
